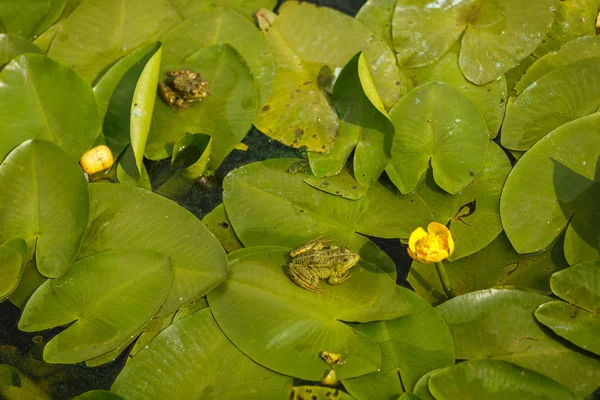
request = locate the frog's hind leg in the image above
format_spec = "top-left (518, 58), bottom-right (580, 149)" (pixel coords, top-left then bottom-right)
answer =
top-left (289, 235), bottom-right (334, 257)
top-left (328, 270), bottom-right (352, 286)
top-left (288, 263), bottom-right (323, 293)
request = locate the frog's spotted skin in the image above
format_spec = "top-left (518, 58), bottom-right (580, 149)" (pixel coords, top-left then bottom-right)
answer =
top-left (287, 237), bottom-right (360, 293)
top-left (157, 69), bottom-right (209, 109)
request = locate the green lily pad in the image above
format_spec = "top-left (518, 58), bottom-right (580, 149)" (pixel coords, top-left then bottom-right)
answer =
top-left (111, 307), bottom-right (292, 399)
top-left (303, 168), bottom-right (369, 200)
top-left (535, 262), bottom-right (600, 355)
top-left (19, 250), bottom-right (172, 364)
top-left (393, 0), bottom-right (555, 84)
top-left (0, 238), bottom-right (28, 300)
top-left (222, 158), bottom-right (433, 271)
top-left (0, 140), bottom-right (89, 278)
top-left (405, 44), bottom-right (507, 137)
top-left (308, 52), bottom-right (395, 186)
top-left (355, 0), bottom-right (396, 48)
top-left (415, 142), bottom-right (510, 261)
top-left (343, 288), bottom-right (454, 399)
top-left (0, 54), bottom-right (100, 161)
top-left (505, 55), bottom-right (536, 95)
top-left (0, 0), bottom-right (50, 38)
top-left (154, 133), bottom-right (212, 199)
top-left (534, 0), bottom-right (599, 57)
top-left (500, 113), bottom-right (600, 264)
top-left (436, 288), bottom-right (600, 397)
top-left (77, 183), bottom-right (228, 315)
top-left (0, 33), bottom-right (42, 68)
top-left (291, 387), bottom-right (355, 400)
top-left (202, 203), bottom-right (243, 253)
top-left (173, 0), bottom-right (277, 22)
top-left (146, 44), bottom-right (256, 170)
top-left (515, 35), bottom-right (600, 95)
top-left (208, 248), bottom-right (410, 381)
top-left (429, 359), bottom-right (576, 400)
top-left (7, 260), bottom-right (46, 309)
top-left (408, 233), bottom-right (568, 305)
top-left (502, 57), bottom-right (600, 150)
top-left (386, 82), bottom-right (489, 195)
top-left (412, 371), bottom-right (436, 400)
top-left (47, 0), bottom-right (180, 82)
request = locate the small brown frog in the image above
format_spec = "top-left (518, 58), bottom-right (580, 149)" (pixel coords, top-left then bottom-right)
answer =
top-left (158, 69), bottom-right (209, 109)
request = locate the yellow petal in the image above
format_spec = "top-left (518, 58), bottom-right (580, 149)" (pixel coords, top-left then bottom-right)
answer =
top-left (427, 221), bottom-right (451, 237)
top-left (408, 227), bottom-right (428, 253)
top-left (80, 145), bottom-right (114, 174)
top-left (425, 249), bottom-right (449, 263)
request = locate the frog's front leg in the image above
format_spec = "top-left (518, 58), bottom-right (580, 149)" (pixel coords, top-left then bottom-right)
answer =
top-left (158, 82), bottom-right (187, 109)
top-left (328, 270), bottom-right (351, 286)
top-left (288, 263), bottom-right (323, 292)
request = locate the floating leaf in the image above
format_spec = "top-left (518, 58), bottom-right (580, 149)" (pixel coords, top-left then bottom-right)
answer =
top-left (19, 250), bottom-right (172, 364)
top-left (515, 35), bottom-right (600, 95)
top-left (208, 247), bottom-right (410, 381)
top-left (500, 113), bottom-right (600, 264)
top-left (535, 262), bottom-right (600, 355)
top-left (222, 158), bottom-right (433, 271)
top-left (355, 0), bottom-right (396, 48)
top-left (77, 183), bottom-right (228, 315)
top-left (392, 0), bottom-right (555, 84)
top-left (111, 307), bottom-right (292, 399)
top-left (0, 54), bottom-right (100, 161)
top-left (0, 0), bottom-right (50, 38)
top-left (201, 203), bottom-right (243, 253)
top-left (405, 44), bottom-right (507, 137)
top-left (386, 82), bottom-right (489, 195)
top-left (408, 233), bottom-right (568, 305)
top-left (0, 238), bottom-right (28, 300)
top-left (343, 288), bottom-right (454, 399)
top-left (502, 57), bottom-right (600, 150)
top-left (308, 52), bottom-right (395, 186)
top-left (436, 289), bottom-right (600, 397)
top-left (412, 371), bottom-right (436, 400)
top-left (7, 260), bottom-right (46, 309)
top-left (0, 33), bottom-right (42, 68)
top-left (146, 44), bottom-right (256, 170)
top-left (173, 0), bottom-right (277, 22)
top-left (303, 168), bottom-right (369, 200)
top-left (0, 140), bottom-right (89, 278)
top-left (429, 359), bottom-right (576, 400)
top-left (291, 386), bottom-right (355, 400)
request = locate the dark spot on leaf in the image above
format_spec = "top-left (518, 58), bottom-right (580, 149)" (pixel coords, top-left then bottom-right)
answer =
top-left (303, 81), bottom-right (311, 85)
top-left (306, 388), bottom-right (312, 393)
top-left (312, 134), bottom-right (317, 139)
top-left (262, 104), bottom-right (271, 111)
top-left (335, 191), bottom-right (340, 194)
top-left (134, 103), bottom-right (138, 106)
top-left (295, 128), bottom-right (304, 138)
top-left (395, 81), bottom-right (400, 86)
top-left (218, 221), bottom-right (229, 229)
top-left (299, 209), bottom-right (305, 213)
top-left (351, 186), bottom-right (357, 190)
top-left (312, 396), bottom-right (317, 400)
top-left (321, 181), bottom-right (330, 187)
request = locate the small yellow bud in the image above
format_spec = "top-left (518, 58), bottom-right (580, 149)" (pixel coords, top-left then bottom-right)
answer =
top-left (79, 145), bottom-right (114, 174)
top-left (320, 368), bottom-right (337, 386)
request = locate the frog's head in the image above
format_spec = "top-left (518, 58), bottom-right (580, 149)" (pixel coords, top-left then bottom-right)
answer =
top-left (337, 248), bottom-right (360, 272)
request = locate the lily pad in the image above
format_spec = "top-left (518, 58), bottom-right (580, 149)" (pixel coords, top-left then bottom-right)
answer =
top-left (343, 287), bottom-right (454, 399)
top-left (500, 113), bottom-right (600, 264)
top-left (0, 0), bottom-right (50, 38)
top-left (303, 168), bottom-right (369, 200)
top-left (415, 142), bottom-right (510, 260)
top-left (77, 183), bottom-right (228, 315)
top-left (405, 44), bottom-right (507, 137)
top-left (146, 44), bottom-right (256, 170)
top-left (19, 250), bottom-right (172, 364)
top-left (413, 371), bottom-right (436, 400)
top-left (355, 0), bottom-right (396, 48)
top-left (0, 54), bottom-right (100, 161)
top-left (0, 140), bottom-right (89, 278)
top-left (202, 203), bottom-right (243, 253)
top-left (222, 158), bottom-right (433, 271)
top-left (0, 33), bottom-right (42, 68)
top-left (7, 260), bottom-right (46, 309)
top-left (428, 359), bottom-right (576, 400)
top-left (408, 233), bottom-right (568, 305)
top-left (534, 262), bottom-right (600, 355)
top-left (0, 238), bottom-right (28, 300)
top-left (308, 52), bottom-right (395, 187)
top-left (291, 387), bottom-right (355, 400)
top-left (111, 307), bottom-right (292, 399)
top-left (436, 288), bottom-right (600, 397)
top-left (208, 248), bottom-right (410, 381)
top-left (501, 57), bottom-right (600, 150)
top-left (386, 82), bottom-right (489, 195)
top-left (392, 0), bottom-right (555, 84)
top-left (515, 35), bottom-right (600, 95)
top-left (173, 0), bottom-right (277, 22)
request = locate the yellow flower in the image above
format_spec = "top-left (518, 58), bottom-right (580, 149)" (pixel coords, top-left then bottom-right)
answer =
top-left (79, 145), bottom-right (114, 174)
top-left (407, 222), bottom-right (454, 263)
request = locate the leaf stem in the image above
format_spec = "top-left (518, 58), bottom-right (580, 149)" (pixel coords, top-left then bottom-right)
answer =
top-left (435, 261), bottom-right (455, 299)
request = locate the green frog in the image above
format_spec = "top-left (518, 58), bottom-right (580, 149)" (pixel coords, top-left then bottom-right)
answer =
top-left (288, 236), bottom-right (360, 293)
top-left (158, 69), bottom-right (209, 109)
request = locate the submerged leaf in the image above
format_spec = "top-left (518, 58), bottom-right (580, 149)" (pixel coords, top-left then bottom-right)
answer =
top-left (0, 238), bottom-right (28, 300)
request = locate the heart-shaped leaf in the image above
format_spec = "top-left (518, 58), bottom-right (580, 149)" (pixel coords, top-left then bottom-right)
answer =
top-left (436, 288), bottom-right (600, 397)
top-left (0, 140), bottom-right (89, 278)
top-left (77, 183), bottom-right (228, 315)
top-left (502, 57), bottom-right (600, 150)
top-left (0, 54), bottom-right (100, 161)
top-left (0, 33), bottom-right (42, 68)
top-left (386, 82), bottom-right (489, 195)
top-left (19, 250), bottom-right (172, 364)
top-left (535, 262), bottom-right (600, 355)
top-left (343, 287), bottom-right (454, 399)
top-left (0, 238), bottom-right (28, 300)
top-left (208, 247), bottom-right (410, 381)
top-left (429, 359), bottom-right (576, 400)
top-left (500, 113), bottom-right (600, 264)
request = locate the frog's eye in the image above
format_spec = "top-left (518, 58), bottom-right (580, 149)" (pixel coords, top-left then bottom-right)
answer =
top-left (342, 257), bottom-right (348, 262)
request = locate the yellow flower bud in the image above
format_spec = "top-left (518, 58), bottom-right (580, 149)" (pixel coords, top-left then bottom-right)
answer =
top-left (407, 222), bottom-right (454, 263)
top-left (79, 145), bottom-right (114, 174)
